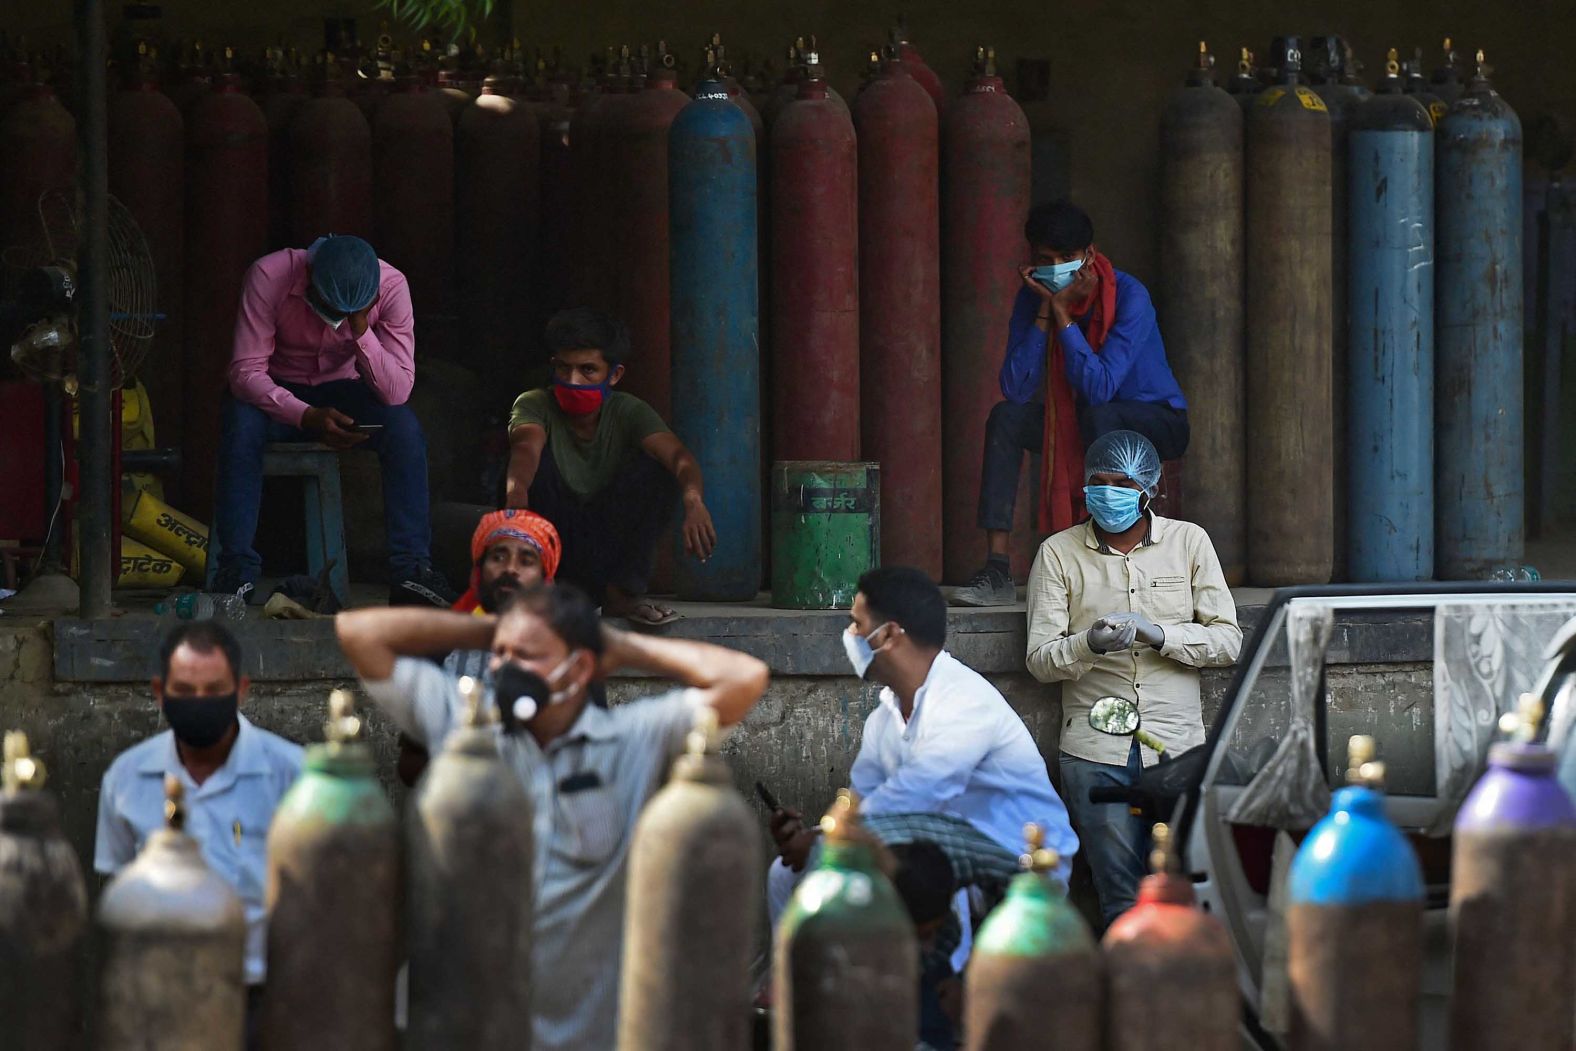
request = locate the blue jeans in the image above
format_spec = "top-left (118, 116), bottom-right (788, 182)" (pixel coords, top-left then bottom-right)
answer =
top-left (215, 380), bottom-right (432, 581)
top-left (1058, 739), bottom-right (1150, 928)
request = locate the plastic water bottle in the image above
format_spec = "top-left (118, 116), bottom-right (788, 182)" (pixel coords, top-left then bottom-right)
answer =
top-left (153, 592), bottom-right (247, 622)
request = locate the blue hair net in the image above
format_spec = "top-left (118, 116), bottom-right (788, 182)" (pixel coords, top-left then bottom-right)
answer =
top-left (1084, 430), bottom-right (1162, 496)
top-left (307, 235), bottom-right (380, 314)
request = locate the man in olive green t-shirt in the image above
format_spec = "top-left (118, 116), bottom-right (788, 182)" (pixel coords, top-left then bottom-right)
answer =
top-left (505, 308), bottom-right (716, 625)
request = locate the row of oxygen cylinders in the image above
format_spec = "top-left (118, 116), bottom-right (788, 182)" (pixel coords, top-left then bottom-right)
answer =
top-left (1163, 40), bottom-right (1523, 587)
top-left (2, 699), bottom-right (1574, 1049)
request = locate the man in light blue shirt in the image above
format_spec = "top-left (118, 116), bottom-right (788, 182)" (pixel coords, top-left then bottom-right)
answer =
top-left (95, 621), bottom-right (304, 992)
top-left (336, 584), bottom-right (769, 1051)
top-left (768, 567), bottom-right (1078, 916)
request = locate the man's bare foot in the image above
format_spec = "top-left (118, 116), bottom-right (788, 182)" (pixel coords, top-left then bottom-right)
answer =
top-left (604, 587), bottom-right (680, 627)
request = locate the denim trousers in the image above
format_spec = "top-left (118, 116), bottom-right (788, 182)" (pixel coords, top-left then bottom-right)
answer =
top-left (1057, 738), bottom-right (1151, 928)
top-left (214, 380), bottom-right (432, 580)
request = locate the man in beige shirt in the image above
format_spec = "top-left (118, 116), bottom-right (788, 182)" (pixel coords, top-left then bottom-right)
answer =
top-left (1026, 430), bottom-right (1241, 925)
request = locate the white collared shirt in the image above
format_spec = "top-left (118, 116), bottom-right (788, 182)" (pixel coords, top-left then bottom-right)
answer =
top-left (1025, 513), bottom-right (1242, 767)
top-left (363, 656), bottom-right (704, 1051)
top-left (850, 650), bottom-right (1079, 869)
top-left (94, 714), bottom-right (305, 985)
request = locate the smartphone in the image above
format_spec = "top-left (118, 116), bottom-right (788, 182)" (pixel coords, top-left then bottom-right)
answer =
top-left (754, 781), bottom-right (782, 812)
top-left (354, 423), bottom-right (384, 434)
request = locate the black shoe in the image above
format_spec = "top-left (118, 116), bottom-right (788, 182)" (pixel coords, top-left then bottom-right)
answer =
top-left (950, 564), bottom-right (1017, 607)
top-left (389, 566), bottom-right (457, 607)
top-left (211, 568), bottom-right (257, 606)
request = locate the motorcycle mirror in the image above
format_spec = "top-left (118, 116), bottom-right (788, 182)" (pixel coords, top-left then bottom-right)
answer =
top-left (1089, 695), bottom-right (1141, 736)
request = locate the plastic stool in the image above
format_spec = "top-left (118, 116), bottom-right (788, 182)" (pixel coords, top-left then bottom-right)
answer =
top-left (206, 442), bottom-right (349, 604)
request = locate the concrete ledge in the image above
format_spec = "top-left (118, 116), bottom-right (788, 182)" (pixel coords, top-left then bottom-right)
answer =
top-left (52, 591), bottom-right (1433, 682)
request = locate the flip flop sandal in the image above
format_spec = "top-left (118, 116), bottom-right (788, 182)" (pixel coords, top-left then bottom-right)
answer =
top-left (624, 601), bottom-right (680, 629)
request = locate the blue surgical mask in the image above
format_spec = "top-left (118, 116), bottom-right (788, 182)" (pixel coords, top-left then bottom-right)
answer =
top-left (842, 623), bottom-right (895, 680)
top-left (1032, 259), bottom-right (1085, 293)
top-left (1084, 485), bottom-right (1143, 532)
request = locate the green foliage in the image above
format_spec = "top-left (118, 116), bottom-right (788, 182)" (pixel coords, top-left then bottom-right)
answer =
top-left (378, 0), bottom-right (495, 43)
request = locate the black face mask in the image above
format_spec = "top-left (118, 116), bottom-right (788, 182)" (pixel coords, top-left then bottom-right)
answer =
top-left (162, 693), bottom-right (239, 749)
top-left (493, 663), bottom-right (551, 734)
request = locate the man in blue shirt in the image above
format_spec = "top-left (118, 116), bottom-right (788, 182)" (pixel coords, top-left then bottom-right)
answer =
top-left (95, 621), bottom-right (304, 1023)
top-left (954, 201), bottom-right (1189, 607)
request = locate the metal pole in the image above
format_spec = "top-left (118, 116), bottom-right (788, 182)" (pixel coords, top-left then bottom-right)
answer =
top-left (76, 0), bottom-right (112, 619)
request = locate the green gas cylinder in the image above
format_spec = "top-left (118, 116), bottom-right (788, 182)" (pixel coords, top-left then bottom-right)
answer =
top-left (261, 689), bottom-right (399, 1051)
top-left (773, 789), bottom-right (918, 1051)
top-left (965, 823), bottom-right (1100, 1051)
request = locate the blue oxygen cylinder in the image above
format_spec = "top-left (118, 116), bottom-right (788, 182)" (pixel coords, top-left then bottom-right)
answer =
top-left (1287, 736), bottom-right (1424, 1050)
top-left (1435, 51), bottom-right (1524, 579)
top-left (1348, 52), bottom-right (1435, 582)
top-left (669, 75), bottom-right (762, 601)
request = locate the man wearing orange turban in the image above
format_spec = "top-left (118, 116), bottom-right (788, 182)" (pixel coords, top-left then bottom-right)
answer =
top-left (398, 509), bottom-right (566, 786)
top-left (452, 509), bottom-right (563, 615)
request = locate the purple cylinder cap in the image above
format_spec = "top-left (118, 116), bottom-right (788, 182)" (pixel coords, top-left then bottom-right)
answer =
top-left (1456, 743), bottom-right (1576, 832)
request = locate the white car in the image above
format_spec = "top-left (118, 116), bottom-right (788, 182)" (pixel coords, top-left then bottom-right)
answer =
top-left (1164, 583), bottom-right (1576, 1049)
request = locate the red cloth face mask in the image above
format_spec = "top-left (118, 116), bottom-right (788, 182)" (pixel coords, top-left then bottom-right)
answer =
top-left (552, 380), bottom-right (610, 416)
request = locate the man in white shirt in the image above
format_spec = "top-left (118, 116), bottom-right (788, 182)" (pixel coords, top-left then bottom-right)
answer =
top-left (1026, 430), bottom-right (1241, 925)
top-left (335, 584), bottom-right (769, 1051)
top-left (768, 566), bottom-right (1078, 919)
top-left (95, 621), bottom-right (304, 1011)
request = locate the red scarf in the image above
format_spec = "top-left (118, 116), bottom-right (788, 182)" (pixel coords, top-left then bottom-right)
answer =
top-left (1039, 251), bottom-right (1118, 533)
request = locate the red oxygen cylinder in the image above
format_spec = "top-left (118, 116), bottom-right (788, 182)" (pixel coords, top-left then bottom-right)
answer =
top-left (770, 54), bottom-right (859, 463)
top-left (373, 75), bottom-right (454, 320)
top-left (578, 50), bottom-right (635, 312)
top-left (854, 52), bottom-right (942, 576)
top-left (260, 69), bottom-right (306, 249)
top-left (535, 77), bottom-right (577, 321)
top-left (183, 73), bottom-right (267, 518)
top-left (434, 67), bottom-right (472, 124)
top-left (891, 22), bottom-right (946, 116)
top-left (940, 48), bottom-right (1031, 583)
top-left (0, 47), bottom-right (33, 116)
top-left (763, 43), bottom-right (804, 128)
top-left (164, 42), bottom-right (212, 116)
top-left (604, 55), bottom-right (687, 418)
top-left (109, 51), bottom-right (185, 469)
top-left (567, 54), bottom-right (620, 310)
top-left (0, 82), bottom-right (75, 253)
top-left (456, 76), bottom-right (540, 388)
top-left (288, 72), bottom-right (373, 246)
top-left (1101, 824), bottom-right (1239, 1051)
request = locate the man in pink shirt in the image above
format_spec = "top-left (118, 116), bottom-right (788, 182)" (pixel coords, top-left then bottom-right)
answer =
top-left (213, 235), bottom-right (454, 606)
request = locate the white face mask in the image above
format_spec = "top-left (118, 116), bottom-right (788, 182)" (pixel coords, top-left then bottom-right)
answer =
top-left (842, 623), bottom-right (896, 680)
top-left (307, 296), bottom-right (347, 330)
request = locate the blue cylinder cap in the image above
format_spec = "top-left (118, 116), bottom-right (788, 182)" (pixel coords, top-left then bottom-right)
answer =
top-left (1289, 785), bottom-right (1425, 906)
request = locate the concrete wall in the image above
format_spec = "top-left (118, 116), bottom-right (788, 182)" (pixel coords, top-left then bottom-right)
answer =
top-left (12, 1), bottom-right (1576, 287)
top-left (2, 612), bottom-right (1436, 891)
